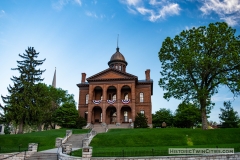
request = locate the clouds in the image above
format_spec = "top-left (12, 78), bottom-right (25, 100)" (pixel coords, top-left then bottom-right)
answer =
top-left (120, 0), bottom-right (181, 22)
top-left (199, 0), bottom-right (240, 26)
top-left (0, 10), bottom-right (5, 17)
top-left (52, 0), bottom-right (82, 10)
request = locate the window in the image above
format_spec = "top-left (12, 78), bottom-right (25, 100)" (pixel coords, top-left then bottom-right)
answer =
top-left (113, 94), bottom-right (116, 101)
top-left (115, 65), bottom-right (118, 69)
top-left (119, 65), bottom-right (122, 71)
top-left (86, 94), bottom-right (89, 104)
top-left (140, 92), bottom-right (144, 102)
top-left (124, 111), bottom-right (128, 122)
top-left (140, 110), bottom-right (145, 115)
top-left (124, 93), bottom-right (128, 100)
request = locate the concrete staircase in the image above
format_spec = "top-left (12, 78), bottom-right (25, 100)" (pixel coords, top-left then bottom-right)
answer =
top-left (64, 134), bottom-right (87, 148)
top-left (25, 152), bottom-right (57, 160)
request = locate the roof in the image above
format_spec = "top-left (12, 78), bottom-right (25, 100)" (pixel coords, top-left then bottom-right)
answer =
top-left (86, 67), bottom-right (138, 81)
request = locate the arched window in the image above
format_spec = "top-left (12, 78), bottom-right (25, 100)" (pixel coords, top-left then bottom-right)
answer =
top-left (113, 94), bottom-right (116, 101)
top-left (119, 65), bottom-right (122, 71)
top-left (86, 94), bottom-right (89, 104)
top-left (140, 92), bottom-right (144, 102)
top-left (124, 93), bottom-right (128, 100)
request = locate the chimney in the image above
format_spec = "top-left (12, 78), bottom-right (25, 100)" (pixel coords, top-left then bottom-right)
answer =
top-left (145, 69), bottom-right (150, 81)
top-left (81, 73), bottom-right (86, 83)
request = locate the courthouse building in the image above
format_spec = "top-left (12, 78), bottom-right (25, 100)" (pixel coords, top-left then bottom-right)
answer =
top-left (77, 47), bottom-right (153, 126)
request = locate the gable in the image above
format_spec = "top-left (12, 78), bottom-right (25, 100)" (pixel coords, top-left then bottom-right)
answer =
top-left (87, 68), bottom-right (137, 81)
top-left (97, 71), bottom-right (128, 79)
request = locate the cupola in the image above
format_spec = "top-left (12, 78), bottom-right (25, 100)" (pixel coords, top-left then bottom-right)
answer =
top-left (108, 47), bottom-right (128, 72)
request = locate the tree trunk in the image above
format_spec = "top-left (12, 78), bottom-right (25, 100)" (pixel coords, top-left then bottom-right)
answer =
top-left (38, 124), bottom-right (42, 131)
top-left (200, 99), bottom-right (208, 130)
top-left (17, 121), bottom-right (24, 134)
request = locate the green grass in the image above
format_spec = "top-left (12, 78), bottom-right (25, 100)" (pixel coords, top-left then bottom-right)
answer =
top-left (0, 129), bottom-right (89, 153)
top-left (88, 128), bottom-right (240, 157)
top-left (71, 149), bottom-right (82, 157)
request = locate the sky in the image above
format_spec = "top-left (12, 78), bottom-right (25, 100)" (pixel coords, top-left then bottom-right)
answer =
top-left (0, 0), bottom-right (240, 123)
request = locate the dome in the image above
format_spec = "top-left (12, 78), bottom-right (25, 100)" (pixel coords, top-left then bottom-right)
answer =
top-left (110, 48), bottom-right (126, 62)
top-left (108, 47), bottom-right (128, 66)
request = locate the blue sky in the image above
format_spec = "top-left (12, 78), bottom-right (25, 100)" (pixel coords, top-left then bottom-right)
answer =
top-left (0, 0), bottom-right (240, 123)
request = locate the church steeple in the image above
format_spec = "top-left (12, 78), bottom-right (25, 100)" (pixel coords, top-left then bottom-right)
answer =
top-left (52, 67), bottom-right (56, 88)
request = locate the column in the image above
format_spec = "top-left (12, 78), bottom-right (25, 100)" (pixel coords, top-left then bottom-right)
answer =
top-left (116, 84), bottom-right (121, 125)
top-left (102, 85), bottom-right (107, 126)
top-left (131, 83), bottom-right (136, 122)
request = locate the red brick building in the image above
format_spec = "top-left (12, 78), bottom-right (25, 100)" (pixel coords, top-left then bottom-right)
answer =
top-left (77, 47), bottom-right (153, 127)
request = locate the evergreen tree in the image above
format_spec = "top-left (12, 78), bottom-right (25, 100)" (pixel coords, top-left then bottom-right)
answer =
top-left (53, 103), bottom-right (79, 128)
top-left (1, 47), bottom-right (46, 134)
top-left (134, 113), bottom-right (148, 128)
top-left (219, 101), bottom-right (240, 128)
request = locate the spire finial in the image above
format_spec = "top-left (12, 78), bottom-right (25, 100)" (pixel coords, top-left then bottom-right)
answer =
top-left (116, 34), bottom-right (119, 52)
top-left (117, 34), bottom-right (119, 48)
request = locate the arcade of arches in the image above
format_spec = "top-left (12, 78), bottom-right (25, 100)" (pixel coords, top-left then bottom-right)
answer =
top-left (77, 47), bottom-right (153, 126)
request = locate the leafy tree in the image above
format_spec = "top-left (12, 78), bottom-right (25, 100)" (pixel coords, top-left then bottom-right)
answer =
top-left (1, 47), bottom-right (46, 133)
top-left (134, 113), bottom-right (148, 128)
top-left (152, 108), bottom-right (174, 128)
top-left (174, 102), bottom-right (201, 128)
top-left (219, 101), bottom-right (239, 128)
top-left (158, 22), bottom-right (240, 130)
top-left (43, 87), bottom-right (76, 129)
top-left (53, 103), bottom-right (79, 128)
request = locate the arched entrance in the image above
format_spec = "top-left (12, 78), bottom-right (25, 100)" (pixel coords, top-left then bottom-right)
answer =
top-left (92, 106), bottom-right (102, 124)
top-left (106, 106), bottom-right (117, 124)
top-left (121, 106), bottom-right (132, 123)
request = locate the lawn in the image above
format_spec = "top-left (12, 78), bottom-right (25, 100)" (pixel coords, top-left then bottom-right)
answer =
top-left (0, 129), bottom-right (89, 153)
top-left (89, 128), bottom-right (240, 157)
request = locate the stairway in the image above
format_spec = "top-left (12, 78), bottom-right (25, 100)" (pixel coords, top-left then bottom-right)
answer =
top-left (25, 152), bottom-right (57, 160)
top-left (92, 124), bottom-right (106, 133)
top-left (64, 134), bottom-right (87, 148)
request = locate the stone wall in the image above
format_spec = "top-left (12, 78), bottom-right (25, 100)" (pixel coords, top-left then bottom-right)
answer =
top-left (90, 153), bottom-right (240, 160)
top-left (0, 143), bottom-right (38, 160)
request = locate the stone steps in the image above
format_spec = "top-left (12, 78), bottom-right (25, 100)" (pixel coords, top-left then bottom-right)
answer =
top-left (64, 134), bottom-right (87, 148)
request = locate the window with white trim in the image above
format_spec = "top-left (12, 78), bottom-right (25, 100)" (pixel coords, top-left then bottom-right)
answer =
top-left (140, 92), bottom-right (144, 102)
top-left (86, 94), bottom-right (89, 104)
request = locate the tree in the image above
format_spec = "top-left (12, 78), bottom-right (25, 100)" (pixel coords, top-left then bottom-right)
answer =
top-left (174, 102), bottom-right (201, 128)
top-left (42, 87), bottom-right (76, 129)
top-left (53, 103), bottom-right (79, 128)
top-left (152, 108), bottom-right (174, 128)
top-left (75, 116), bottom-right (87, 129)
top-left (158, 22), bottom-right (240, 130)
top-left (134, 113), bottom-right (148, 128)
top-left (219, 101), bottom-right (239, 128)
top-left (1, 47), bottom-right (46, 133)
